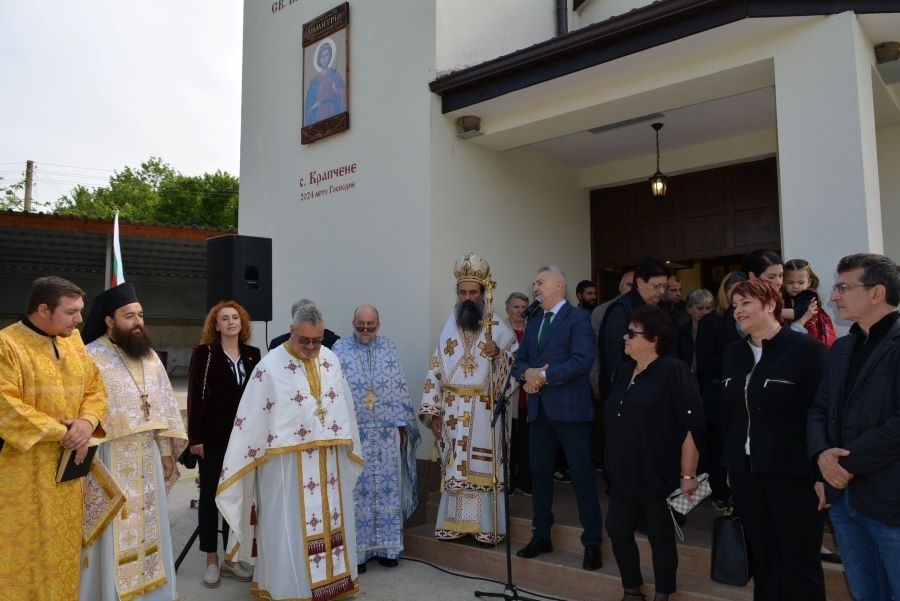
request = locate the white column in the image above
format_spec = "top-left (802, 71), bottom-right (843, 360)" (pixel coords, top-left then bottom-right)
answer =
top-left (775, 12), bottom-right (882, 286)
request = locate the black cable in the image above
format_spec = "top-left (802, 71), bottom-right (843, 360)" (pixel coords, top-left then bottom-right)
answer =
top-left (397, 556), bottom-right (568, 601)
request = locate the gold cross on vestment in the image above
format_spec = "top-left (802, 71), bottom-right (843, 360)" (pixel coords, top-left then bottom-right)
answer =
top-left (460, 411), bottom-right (472, 428)
top-left (443, 338), bottom-right (458, 356)
top-left (314, 402), bottom-right (328, 426)
top-left (363, 388), bottom-right (377, 410)
top-left (140, 394), bottom-right (150, 419)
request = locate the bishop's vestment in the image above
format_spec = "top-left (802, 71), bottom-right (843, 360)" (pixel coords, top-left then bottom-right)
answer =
top-left (81, 336), bottom-right (188, 601)
top-left (216, 344), bottom-right (363, 601)
top-left (419, 313), bottom-right (517, 543)
top-left (0, 322), bottom-right (112, 601)
top-left (332, 334), bottom-right (420, 563)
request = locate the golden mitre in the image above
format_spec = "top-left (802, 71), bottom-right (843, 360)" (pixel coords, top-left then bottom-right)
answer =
top-left (453, 253), bottom-right (492, 287)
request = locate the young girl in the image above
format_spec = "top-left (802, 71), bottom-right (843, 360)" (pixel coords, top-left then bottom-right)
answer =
top-left (783, 258), bottom-right (836, 348)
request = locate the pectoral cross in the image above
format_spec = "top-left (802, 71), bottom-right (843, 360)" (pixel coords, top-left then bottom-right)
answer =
top-left (140, 394), bottom-right (150, 419)
top-left (363, 388), bottom-right (377, 410)
top-left (314, 401), bottom-right (329, 426)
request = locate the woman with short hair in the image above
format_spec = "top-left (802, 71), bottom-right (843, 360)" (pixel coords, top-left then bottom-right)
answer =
top-left (604, 305), bottom-right (704, 601)
top-left (720, 279), bottom-right (826, 601)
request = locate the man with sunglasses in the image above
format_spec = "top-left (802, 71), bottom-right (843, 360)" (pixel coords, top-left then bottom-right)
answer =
top-left (808, 253), bottom-right (900, 600)
top-left (268, 297), bottom-right (340, 351)
top-left (216, 303), bottom-right (363, 601)
top-left (333, 305), bottom-right (420, 573)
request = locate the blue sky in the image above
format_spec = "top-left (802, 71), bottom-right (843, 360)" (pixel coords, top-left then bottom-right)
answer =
top-left (0, 1), bottom-right (243, 204)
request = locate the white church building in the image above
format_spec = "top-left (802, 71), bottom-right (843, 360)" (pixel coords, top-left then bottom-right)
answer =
top-left (239, 0), bottom-right (900, 394)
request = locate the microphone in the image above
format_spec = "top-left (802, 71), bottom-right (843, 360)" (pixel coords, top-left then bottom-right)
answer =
top-left (521, 297), bottom-right (543, 320)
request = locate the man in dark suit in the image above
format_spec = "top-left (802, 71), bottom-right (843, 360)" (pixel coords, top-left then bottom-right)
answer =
top-left (808, 253), bottom-right (900, 600)
top-left (512, 265), bottom-right (602, 570)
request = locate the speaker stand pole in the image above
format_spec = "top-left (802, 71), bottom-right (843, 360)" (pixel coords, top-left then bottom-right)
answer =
top-left (474, 394), bottom-right (539, 601)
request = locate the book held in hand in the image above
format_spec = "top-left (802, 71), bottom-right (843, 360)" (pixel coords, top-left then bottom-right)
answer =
top-left (56, 444), bottom-right (98, 483)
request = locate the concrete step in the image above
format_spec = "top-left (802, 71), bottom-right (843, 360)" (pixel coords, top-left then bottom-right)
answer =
top-left (418, 490), bottom-right (851, 600)
top-left (405, 523), bottom-right (755, 601)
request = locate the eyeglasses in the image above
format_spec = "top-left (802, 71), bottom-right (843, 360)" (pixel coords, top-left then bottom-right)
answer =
top-left (297, 337), bottom-right (324, 347)
top-left (624, 329), bottom-right (645, 339)
top-left (832, 282), bottom-right (870, 295)
top-left (649, 283), bottom-right (667, 291)
top-left (354, 324), bottom-right (378, 333)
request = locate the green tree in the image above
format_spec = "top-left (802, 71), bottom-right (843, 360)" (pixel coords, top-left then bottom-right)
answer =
top-left (0, 177), bottom-right (26, 211)
top-left (53, 157), bottom-right (238, 228)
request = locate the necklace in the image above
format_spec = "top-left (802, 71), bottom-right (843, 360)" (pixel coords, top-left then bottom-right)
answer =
top-left (111, 342), bottom-right (150, 419)
top-left (354, 338), bottom-right (378, 410)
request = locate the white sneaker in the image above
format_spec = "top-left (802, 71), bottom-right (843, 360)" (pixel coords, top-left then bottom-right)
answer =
top-left (222, 561), bottom-right (253, 582)
top-left (203, 563), bottom-right (221, 588)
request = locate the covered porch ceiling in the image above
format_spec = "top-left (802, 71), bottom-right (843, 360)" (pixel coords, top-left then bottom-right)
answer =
top-left (436, 12), bottom-right (900, 176)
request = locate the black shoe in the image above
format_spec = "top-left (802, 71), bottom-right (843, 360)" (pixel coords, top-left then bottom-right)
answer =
top-left (553, 470), bottom-right (572, 484)
top-left (357, 562), bottom-right (367, 574)
top-left (516, 536), bottom-right (553, 558)
top-left (583, 545), bottom-right (602, 570)
top-left (820, 551), bottom-right (842, 564)
top-left (377, 558), bottom-right (398, 567)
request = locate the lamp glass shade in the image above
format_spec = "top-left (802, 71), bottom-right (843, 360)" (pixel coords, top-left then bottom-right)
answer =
top-left (649, 172), bottom-right (668, 197)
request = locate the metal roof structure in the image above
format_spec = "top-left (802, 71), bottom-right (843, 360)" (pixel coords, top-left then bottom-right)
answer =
top-left (0, 211), bottom-right (234, 319)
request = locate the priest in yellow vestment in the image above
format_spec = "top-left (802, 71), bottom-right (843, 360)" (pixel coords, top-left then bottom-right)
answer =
top-left (0, 276), bottom-right (108, 601)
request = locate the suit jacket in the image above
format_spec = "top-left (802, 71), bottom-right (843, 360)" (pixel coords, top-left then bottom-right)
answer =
top-left (512, 301), bottom-right (596, 422)
top-left (187, 341), bottom-right (261, 447)
top-left (808, 316), bottom-right (900, 525)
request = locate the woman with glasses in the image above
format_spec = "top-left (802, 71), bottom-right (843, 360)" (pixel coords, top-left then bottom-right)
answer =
top-left (187, 300), bottom-right (261, 588)
top-left (604, 305), bottom-right (704, 601)
top-left (720, 279), bottom-right (827, 601)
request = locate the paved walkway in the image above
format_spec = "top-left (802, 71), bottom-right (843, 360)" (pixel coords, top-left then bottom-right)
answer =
top-left (168, 466), bottom-right (529, 601)
top-left (166, 375), bottom-right (558, 601)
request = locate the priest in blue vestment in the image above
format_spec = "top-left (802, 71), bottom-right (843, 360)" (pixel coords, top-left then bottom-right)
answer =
top-left (332, 304), bottom-right (420, 572)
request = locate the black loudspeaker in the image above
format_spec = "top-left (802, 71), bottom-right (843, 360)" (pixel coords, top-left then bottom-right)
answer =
top-left (206, 235), bottom-right (272, 322)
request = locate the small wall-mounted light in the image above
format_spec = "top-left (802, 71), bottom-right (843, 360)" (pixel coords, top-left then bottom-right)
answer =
top-left (456, 115), bottom-right (483, 139)
top-left (649, 122), bottom-right (668, 197)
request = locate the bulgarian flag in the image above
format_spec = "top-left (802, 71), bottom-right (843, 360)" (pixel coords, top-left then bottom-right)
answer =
top-left (110, 211), bottom-right (125, 287)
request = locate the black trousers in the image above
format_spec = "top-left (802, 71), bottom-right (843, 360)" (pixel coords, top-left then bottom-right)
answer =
top-left (198, 444), bottom-right (230, 553)
top-left (606, 494), bottom-right (678, 594)
top-left (730, 469), bottom-right (825, 601)
top-left (510, 417), bottom-right (531, 493)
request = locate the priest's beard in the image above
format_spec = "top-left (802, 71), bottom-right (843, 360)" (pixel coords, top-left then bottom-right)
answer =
top-left (111, 323), bottom-right (154, 359)
top-left (455, 300), bottom-right (484, 332)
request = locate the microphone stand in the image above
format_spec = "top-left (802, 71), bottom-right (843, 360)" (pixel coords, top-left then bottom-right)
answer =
top-left (474, 391), bottom-right (539, 601)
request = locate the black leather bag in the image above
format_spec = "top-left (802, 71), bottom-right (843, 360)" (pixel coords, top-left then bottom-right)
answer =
top-left (177, 447), bottom-right (197, 470)
top-left (711, 507), bottom-right (750, 586)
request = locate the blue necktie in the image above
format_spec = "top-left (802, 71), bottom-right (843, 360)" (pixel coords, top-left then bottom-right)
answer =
top-left (538, 311), bottom-right (553, 350)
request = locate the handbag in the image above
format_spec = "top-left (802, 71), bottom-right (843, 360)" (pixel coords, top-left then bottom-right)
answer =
top-left (666, 473), bottom-right (711, 515)
top-left (177, 446), bottom-right (197, 469)
top-left (711, 504), bottom-right (750, 586)
top-left (178, 346), bottom-right (212, 471)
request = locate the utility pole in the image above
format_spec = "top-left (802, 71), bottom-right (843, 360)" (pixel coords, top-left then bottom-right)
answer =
top-left (24, 160), bottom-right (34, 212)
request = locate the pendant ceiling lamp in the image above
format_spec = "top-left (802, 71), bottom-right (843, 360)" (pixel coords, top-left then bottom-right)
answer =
top-left (649, 122), bottom-right (668, 197)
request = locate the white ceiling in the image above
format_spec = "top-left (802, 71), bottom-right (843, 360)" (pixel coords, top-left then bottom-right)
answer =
top-left (527, 86), bottom-right (777, 167)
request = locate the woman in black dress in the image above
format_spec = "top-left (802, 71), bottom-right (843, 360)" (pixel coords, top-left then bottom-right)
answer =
top-left (187, 300), bottom-right (261, 588)
top-left (605, 305), bottom-right (705, 601)
top-left (720, 279), bottom-right (826, 601)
